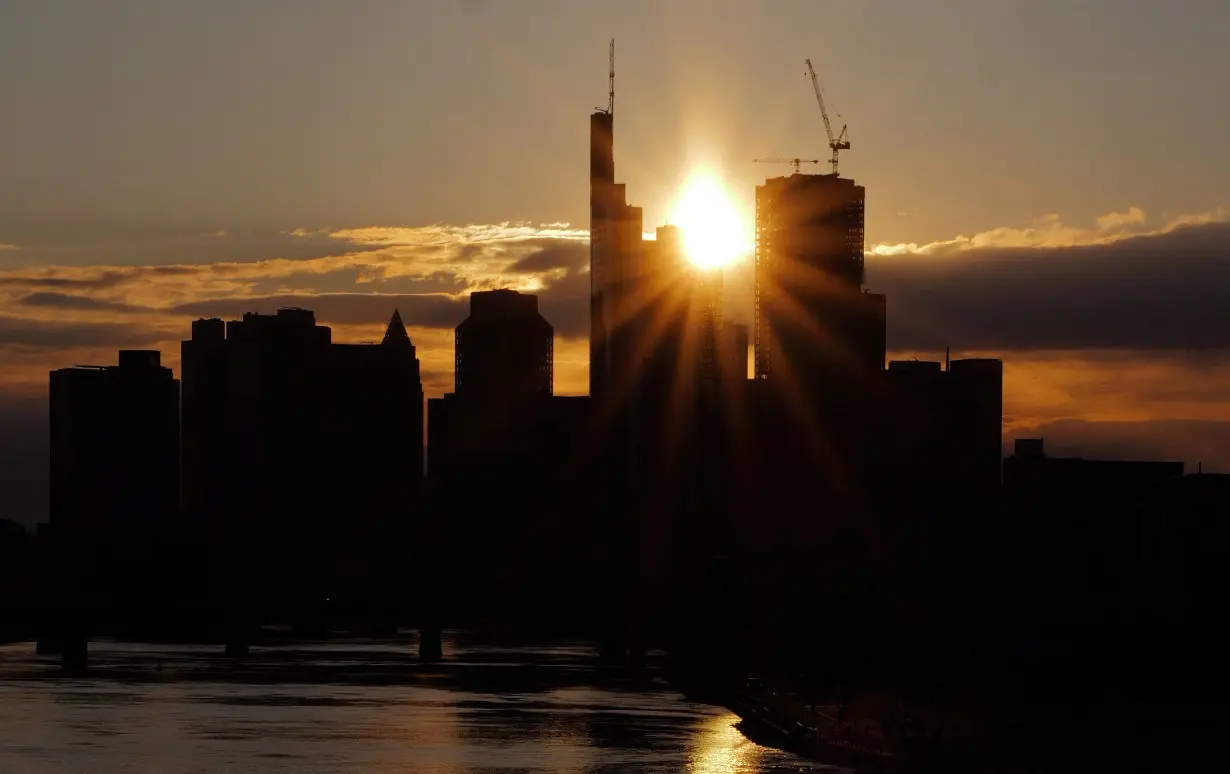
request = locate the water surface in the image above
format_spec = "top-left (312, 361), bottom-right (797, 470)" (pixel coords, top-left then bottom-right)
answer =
top-left (0, 635), bottom-right (837, 772)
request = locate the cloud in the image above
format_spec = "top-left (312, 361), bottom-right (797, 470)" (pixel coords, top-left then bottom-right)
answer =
top-left (3, 209), bottom-right (1230, 522)
top-left (168, 264), bottom-right (591, 338)
top-left (869, 205), bottom-right (1228, 256)
top-left (171, 293), bottom-right (470, 330)
top-left (871, 219), bottom-right (1230, 351)
top-left (0, 271), bottom-right (131, 291)
top-left (535, 266), bottom-right (589, 338)
top-left (0, 223), bottom-right (396, 272)
top-left (0, 393), bottom-right (48, 528)
top-left (1006, 418), bottom-right (1230, 472)
top-left (0, 244), bottom-right (19, 251)
top-left (3, 210), bottom-right (1229, 358)
top-left (1095, 206), bottom-right (1147, 231)
top-left (507, 242), bottom-right (588, 273)
top-left (18, 292), bottom-right (150, 313)
top-left (0, 222), bottom-right (586, 311)
top-left (0, 315), bottom-right (163, 349)
top-left (325, 222), bottom-right (586, 247)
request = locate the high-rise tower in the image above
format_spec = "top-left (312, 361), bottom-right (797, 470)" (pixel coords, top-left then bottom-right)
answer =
top-left (456, 289), bottom-right (554, 404)
top-left (50, 350), bottom-right (179, 541)
top-left (754, 173), bottom-right (884, 388)
top-left (181, 308), bottom-right (423, 537)
top-left (589, 48), bottom-right (644, 403)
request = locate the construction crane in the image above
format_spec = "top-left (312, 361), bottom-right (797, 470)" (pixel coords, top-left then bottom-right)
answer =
top-left (805, 58), bottom-right (849, 176)
top-left (596, 39), bottom-right (615, 114)
top-left (753, 157), bottom-right (823, 174)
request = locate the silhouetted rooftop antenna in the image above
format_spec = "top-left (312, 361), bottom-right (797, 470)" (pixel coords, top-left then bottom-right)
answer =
top-left (805, 58), bottom-right (850, 175)
top-left (596, 39), bottom-right (615, 115)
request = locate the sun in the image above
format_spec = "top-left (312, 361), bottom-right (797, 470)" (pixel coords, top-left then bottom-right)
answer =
top-left (669, 171), bottom-right (749, 270)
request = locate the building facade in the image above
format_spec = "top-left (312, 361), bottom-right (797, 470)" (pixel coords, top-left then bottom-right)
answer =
top-left (456, 289), bottom-right (553, 404)
top-left (754, 173), bottom-right (882, 386)
top-left (50, 350), bottom-right (179, 541)
top-left (589, 107), bottom-right (645, 403)
top-left (430, 289), bottom-right (557, 482)
top-left (180, 308), bottom-right (423, 542)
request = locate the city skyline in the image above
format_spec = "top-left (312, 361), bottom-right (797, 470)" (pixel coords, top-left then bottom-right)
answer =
top-left (5, 0), bottom-right (1230, 526)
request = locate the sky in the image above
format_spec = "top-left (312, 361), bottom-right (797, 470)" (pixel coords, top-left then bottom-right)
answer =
top-left (3, 0), bottom-right (1230, 526)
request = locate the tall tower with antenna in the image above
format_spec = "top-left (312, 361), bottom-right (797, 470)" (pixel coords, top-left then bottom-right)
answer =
top-left (589, 39), bottom-right (643, 402)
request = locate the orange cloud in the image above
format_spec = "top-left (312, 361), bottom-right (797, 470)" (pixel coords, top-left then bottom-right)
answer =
top-left (868, 205), bottom-right (1229, 256)
top-left (888, 349), bottom-right (1230, 432)
top-left (0, 221), bottom-right (597, 403)
top-left (882, 347), bottom-right (1230, 469)
top-left (0, 223), bottom-right (588, 311)
top-left (323, 222), bottom-right (587, 247)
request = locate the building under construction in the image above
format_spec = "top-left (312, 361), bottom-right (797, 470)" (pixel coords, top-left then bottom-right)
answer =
top-left (754, 172), bottom-right (884, 388)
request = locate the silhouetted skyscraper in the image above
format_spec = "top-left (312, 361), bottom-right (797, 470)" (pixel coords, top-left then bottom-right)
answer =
top-left (181, 318), bottom-right (227, 522)
top-left (430, 290), bottom-right (554, 481)
top-left (717, 323), bottom-right (750, 385)
top-left (180, 308), bottom-right (423, 544)
top-left (456, 289), bottom-right (553, 404)
top-left (748, 173), bottom-right (886, 533)
top-left (632, 226), bottom-right (727, 406)
top-left (754, 173), bottom-right (884, 386)
top-left (1002, 437), bottom-right (1182, 501)
top-left (590, 105), bottom-right (645, 402)
top-left (323, 310), bottom-right (425, 520)
top-left (201, 308), bottom-right (332, 538)
top-left (426, 286), bottom-right (593, 608)
top-left (50, 350), bottom-right (179, 541)
top-left (879, 357), bottom-right (1004, 502)
top-left (948, 357), bottom-right (1004, 490)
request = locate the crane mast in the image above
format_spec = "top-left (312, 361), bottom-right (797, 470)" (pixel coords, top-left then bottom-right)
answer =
top-left (805, 58), bottom-right (849, 175)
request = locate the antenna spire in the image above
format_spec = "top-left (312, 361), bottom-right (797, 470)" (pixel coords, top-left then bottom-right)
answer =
top-left (608, 39), bottom-right (615, 115)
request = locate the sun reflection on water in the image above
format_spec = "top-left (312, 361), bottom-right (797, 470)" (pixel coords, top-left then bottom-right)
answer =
top-left (687, 712), bottom-right (764, 773)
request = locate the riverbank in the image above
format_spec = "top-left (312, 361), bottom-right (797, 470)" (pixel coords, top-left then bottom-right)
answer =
top-left (664, 656), bottom-right (1039, 773)
top-left (672, 662), bottom-right (1230, 774)
top-left (726, 689), bottom-right (905, 773)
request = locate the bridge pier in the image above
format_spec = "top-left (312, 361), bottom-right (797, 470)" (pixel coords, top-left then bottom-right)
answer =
top-left (61, 633), bottom-right (88, 674)
top-left (224, 618), bottom-right (252, 659)
top-left (36, 636), bottom-right (63, 656)
top-left (418, 625), bottom-right (442, 662)
top-left (36, 612), bottom-right (88, 672)
top-left (599, 634), bottom-right (628, 665)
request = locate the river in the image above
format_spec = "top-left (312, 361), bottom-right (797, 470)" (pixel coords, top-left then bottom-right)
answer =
top-left (0, 633), bottom-right (838, 772)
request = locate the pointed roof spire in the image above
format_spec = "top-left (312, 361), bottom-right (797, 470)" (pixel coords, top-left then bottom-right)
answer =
top-left (382, 308), bottom-right (411, 346)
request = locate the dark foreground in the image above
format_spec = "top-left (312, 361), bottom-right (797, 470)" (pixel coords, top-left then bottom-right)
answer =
top-left (0, 634), bottom-right (832, 773)
top-left (687, 670), bottom-right (1228, 774)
